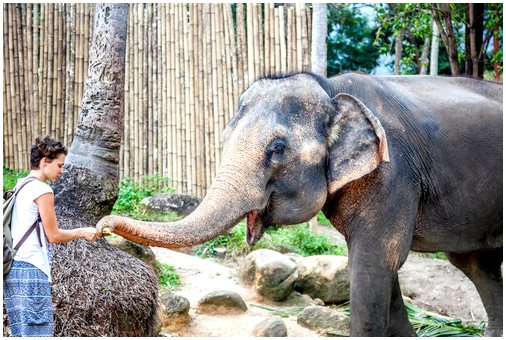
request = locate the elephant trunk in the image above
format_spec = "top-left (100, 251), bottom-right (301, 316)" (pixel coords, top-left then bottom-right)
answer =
top-left (98, 165), bottom-right (257, 248)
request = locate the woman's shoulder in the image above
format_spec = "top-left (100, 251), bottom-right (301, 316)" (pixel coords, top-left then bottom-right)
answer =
top-left (16, 177), bottom-right (53, 195)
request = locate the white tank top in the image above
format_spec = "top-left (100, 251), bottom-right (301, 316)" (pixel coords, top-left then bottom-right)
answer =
top-left (11, 176), bottom-right (53, 282)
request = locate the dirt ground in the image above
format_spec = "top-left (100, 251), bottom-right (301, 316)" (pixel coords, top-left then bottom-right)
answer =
top-left (152, 225), bottom-right (487, 337)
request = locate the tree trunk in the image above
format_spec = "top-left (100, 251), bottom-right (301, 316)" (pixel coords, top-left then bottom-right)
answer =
top-left (394, 29), bottom-right (403, 75)
top-left (419, 36), bottom-right (430, 75)
top-left (466, 3), bottom-right (484, 78)
top-left (309, 3), bottom-right (327, 232)
top-left (430, 20), bottom-right (439, 75)
top-left (50, 4), bottom-right (160, 336)
top-left (432, 3), bottom-right (460, 76)
top-left (311, 3), bottom-right (327, 77)
top-left (493, 18), bottom-right (501, 81)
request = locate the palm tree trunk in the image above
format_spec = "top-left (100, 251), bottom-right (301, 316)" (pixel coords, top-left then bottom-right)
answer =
top-left (49, 4), bottom-right (160, 337)
top-left (430, 20), bottom-right (439, 75)
top-left (394, 29), bottom-right (403, 75)
top-left (311, 3), bottom-right (327, 77)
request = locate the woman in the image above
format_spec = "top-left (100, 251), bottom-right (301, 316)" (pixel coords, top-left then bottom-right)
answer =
top-left (4, 136), bottom-right (102, 337)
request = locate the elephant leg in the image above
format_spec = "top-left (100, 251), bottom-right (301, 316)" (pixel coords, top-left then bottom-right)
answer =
top-left (446, 249), bottom-right (503, 337)
top-left (387, 275), bottom-right (416, 336)
top-left (348, 243), bottom-right (413, 336)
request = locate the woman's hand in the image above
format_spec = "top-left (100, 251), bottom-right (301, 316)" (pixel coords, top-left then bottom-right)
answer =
top-left (80, 227), bottom-right (103, 241)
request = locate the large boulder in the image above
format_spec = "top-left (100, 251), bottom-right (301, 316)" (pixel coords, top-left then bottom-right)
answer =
top-left (140, 193), bottom-right (201, 217)
top-left (196, 290), bottom-right (248, 315)
top-left (297, 306), bottom-right (349, 336)
top-left (239, 249), bottom-right (298, 301)
top-left (252, 316), bottom-right (288, 337)
top-left (106, 236), bottom-right (159, 275)
top-left (159, 292), bottom-right (191, 332)
top-left (294, 255), bottom-right (350, 303)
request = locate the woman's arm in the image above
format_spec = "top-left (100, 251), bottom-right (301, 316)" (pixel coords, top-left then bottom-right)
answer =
top-left (35, 192), bottom-right (101, 243)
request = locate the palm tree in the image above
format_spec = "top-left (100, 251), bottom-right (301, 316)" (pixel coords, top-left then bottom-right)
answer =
top-left (51, 4), bottom-right (159, 336)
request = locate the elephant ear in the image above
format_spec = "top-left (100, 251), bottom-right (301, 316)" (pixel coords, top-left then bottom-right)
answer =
top-left (327, 93), bottom-right (390, 194)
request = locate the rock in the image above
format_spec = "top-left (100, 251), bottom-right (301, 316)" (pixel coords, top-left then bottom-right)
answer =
top-left (252, 316), bottom-right (288, 337)
top-left (196, 290), bottom-right (247, 315)
top-left (295, 255), bottom-right (350, 303)
top-left (239, 249), bottom-right (298, 301)
top-left (140, 193), bottom-right (201, 217)
top-left (106, 237), bottom-right (158, 274)
top-left (160, 292), bottom-right (191, 332)
top-left (297, 306), bottom-right (349, 336)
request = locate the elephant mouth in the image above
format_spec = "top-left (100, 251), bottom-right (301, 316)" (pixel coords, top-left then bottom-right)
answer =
top-left (246, 208), bottom-right (271, 246)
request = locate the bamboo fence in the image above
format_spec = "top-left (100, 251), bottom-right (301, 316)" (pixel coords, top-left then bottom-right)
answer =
top-left (3, 3), bottom-right (312, 198)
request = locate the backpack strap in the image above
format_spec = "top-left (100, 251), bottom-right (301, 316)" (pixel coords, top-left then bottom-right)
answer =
top-left (13, 216), bottom-right (42, 250)
top-left (11, 177), bottom-right (44, 249)
top-left (14, 177), bottom-right (39, 195)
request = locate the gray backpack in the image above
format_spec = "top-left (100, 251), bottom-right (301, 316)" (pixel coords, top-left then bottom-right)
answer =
top-left (3, 177), bottom-right (42, 277)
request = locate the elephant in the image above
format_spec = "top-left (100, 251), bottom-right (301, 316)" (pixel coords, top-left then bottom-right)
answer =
top-left (97, 72), bottom-right (503, 336)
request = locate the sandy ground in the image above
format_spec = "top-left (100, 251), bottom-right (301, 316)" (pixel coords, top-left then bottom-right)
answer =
top-left (152, 225), bottom-right (487, 337)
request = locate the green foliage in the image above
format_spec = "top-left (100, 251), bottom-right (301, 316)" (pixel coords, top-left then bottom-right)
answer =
top-left (327, 4), bottom-right (380, 76)
top-left (317, 211), bottom-right (333, 227)
top-left (3, 168), bottom-right (29, 192)
top-left (156, 261), bottom-right (182, 290)
top-left (112, 175), bottom-right (175, 217)
top-left (194, 222), bottom-right (347, 259)
top-left (405, 300), bottom-right (485, 336)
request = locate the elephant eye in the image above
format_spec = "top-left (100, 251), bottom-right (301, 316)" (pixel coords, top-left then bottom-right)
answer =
top-left (272, 142), bottom-right (285, 155)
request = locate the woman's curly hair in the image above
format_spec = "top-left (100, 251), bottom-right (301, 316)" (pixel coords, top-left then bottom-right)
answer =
top-left (30, 135), bottom-right (68, 169)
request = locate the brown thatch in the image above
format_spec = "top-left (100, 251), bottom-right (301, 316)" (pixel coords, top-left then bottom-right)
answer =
top-left (51, 216), bottom-right (160, 336)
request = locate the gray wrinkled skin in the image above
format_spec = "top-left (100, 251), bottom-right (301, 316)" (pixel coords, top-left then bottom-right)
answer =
top-left (97, 72), bottom-right (502, 337)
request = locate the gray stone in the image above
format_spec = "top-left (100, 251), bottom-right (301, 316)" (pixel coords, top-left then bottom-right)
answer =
top-left (159, 292), bottom-right (191, 332)
top-left (252, 316), bottom-right (288, 337)
top-left (107, 237), bottom-right (158, 274)
top-left (140, 193), bottom-right (201, 217)
top-left (196, 290), bottom-right (247, 315)
top-left (297, 306), bottom-right (349, 336)
top-left (239, 249), bottom-right (298, 301)
top-left (295, 255), bottom-right (350, 303)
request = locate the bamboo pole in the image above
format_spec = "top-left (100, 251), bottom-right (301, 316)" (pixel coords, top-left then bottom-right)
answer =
top-left (169, 3), bottom-right (175, 189)
top-left (121, 4), bottom-right (131, 179)
top-left (223, 4), bottom-right (236, 122)
top-left (196, 4), bottom-right (205, 196)
top-left (246, 4), bottom-right (255, 85)
top-left (215, 4), bottom-right (225, 167)
top-left (142, 4), bottom-right (149, 178)
top-left (24, 4), bottom-right (34, 146)
top-left (32, 4), bottom-right (40, 140)
top-left (306, 4), bottom-right (312, 70)
top-left (64, 4), bottom-right (74, 146)
top-left (73, 4), bottom-right (80, 129)
top-left (274, 7), bottom-right (281, 73)
top-left (175, 3), bottom-right (183, 192)
top-left (156, 4), bottom-right (163, 180)
top-left (53, 5), bottom-right (62, 139)
top-left (301, 4), bottom-right (310, 71)
top-left (4, 5), bottom-right (14, 169)
top-left (295, 3), bottom-right (303, 71)
top-left (9, 4), bottom-right (22, 170)
top-left (190, 4), bottom-right (198, 195)
top-left (202, 4), bottom-right (212, 190)
top-left (279, 6), bottom-right (287, 73)
top-left (14, 5), bottom-right (28, 168)
top-left (134, 2), bottom-right (141, 180)
top-left (147, 4), bottom-right (154, 177)
top-left (183, 4), bottom-right (191, 193)
top-left (268, 4), bottom-right (275, 76)
top-left (287, 6), bottom-right (294, 72)
top-left (264, 4), bottom-right (271, 76)
top-left (236, 3), bottom-right (246, 90)
top-left (251, 4), bottom-right (259, 81)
